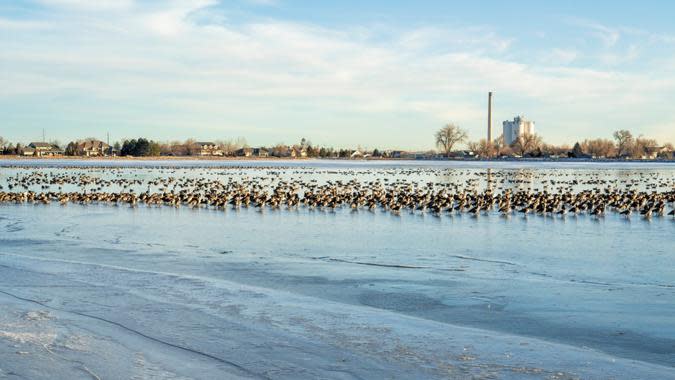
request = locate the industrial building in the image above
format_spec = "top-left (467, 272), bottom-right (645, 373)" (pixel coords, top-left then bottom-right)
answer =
top-left (503, 116), bottom-right (535, 145)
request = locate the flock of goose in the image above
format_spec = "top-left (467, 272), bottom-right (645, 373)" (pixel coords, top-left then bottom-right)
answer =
top-left (0, 166), bottom-right (674, 220)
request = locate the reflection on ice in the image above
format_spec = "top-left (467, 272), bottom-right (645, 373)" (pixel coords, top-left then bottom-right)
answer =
top-left (0, 161), bottom-right (673, 379)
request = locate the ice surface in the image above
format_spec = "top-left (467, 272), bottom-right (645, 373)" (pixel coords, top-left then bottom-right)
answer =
top-left (0, 161), bottom-right (674, 379)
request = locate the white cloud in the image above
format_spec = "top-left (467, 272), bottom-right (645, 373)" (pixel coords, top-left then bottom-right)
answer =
top-left (541, 48), bottom-right (578, 65)
top-left (245, 0), bottom-right (278, 5)
top-left (0, 17), bottom-right (50, 30)
top-left (1, 4), bottom-right (674, 146)
top-left (571, 18), bottom-right (621, 48)
top-left (397, 26), bottom-right (513, 54)
top-left (143, 0), bottom-right (217, 36)
top-left (35, 0), bottom-right (135, 11)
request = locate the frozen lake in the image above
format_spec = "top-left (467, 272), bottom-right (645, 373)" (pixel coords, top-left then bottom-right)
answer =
top-left (0, 160), bottom-right (674, 379)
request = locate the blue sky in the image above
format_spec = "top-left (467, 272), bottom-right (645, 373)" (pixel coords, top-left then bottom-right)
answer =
top-left (2, 0), bottom-right (675, 149)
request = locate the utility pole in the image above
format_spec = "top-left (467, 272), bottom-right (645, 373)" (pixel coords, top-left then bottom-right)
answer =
top-left (43, 128), bottom-right (46, 142)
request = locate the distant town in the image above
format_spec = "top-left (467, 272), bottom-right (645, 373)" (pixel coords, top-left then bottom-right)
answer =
top-left (3, 92), bottom-right (673, 161)
top-left (1, 124), bottom-right (672, 161)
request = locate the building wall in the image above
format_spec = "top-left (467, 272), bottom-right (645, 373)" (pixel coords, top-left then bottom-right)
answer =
top-left (503, 116), bottom-right (535, 145)
top-left (503, 122), bottom-right (513, 145)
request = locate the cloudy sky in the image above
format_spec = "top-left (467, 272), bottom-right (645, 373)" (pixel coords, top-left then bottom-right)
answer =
top-left (2, 0), bottom-right (675, 149)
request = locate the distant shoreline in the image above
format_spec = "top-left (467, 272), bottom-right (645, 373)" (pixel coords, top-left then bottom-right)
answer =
top-left (3, 155), bottom-right (305, 161)
top-left (1, 155), bottom-right (673, 163)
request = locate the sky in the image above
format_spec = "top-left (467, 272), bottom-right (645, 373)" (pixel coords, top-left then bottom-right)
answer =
top-left (1, 0), bottom-right (675, 150)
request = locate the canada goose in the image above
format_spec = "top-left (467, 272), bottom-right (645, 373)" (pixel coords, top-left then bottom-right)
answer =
top-left (1, 166), bottom-right (673, 222)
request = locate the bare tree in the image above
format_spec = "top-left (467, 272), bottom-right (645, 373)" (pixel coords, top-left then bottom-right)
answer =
top-left (270, 143), bottom-right (290, 157)
top-left (215, 139), bottom-right (238, 156)
top-left (468, 139), bottom-right (493, 157)
top-left (480, 139), bottom-right (495, 157)
top-left (581, 138), bottom-right (616, 158)
top-left (0, 137), bottom-right (10, 155)
top-left (512, 136), bottom-right (527, 156)
top-left (492, 134), bottom-right (504, 156)
top-left (500, 145), bottom-right (514, 156)
top-left (613, 130), bottom-right (634, 157)
top-left (184, 138), bottom-right (196, 156)
top-left (512, 133), bottom-right (543, 156)
top-left (159, 142), bottom-right (171, 156)
top-left (435, 124), bottom-right (467, 157)
top-left (164, 140), bottom-right (184, 156)
top-left (541, 143), bottom-right (570, 156)
top-left (234, 137), bottom-right (248, 149)
top-left (631, 136), bottom-right (658, 158)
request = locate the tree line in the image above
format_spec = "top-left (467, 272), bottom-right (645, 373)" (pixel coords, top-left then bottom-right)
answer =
top-left (111, 137), bottom-right (395, 158)
top-left (0, 136), bottom-right (392, 159)
top-left (1, 130), bottom-right (672, 159)
top-left (435, 124), bottom-right (673, 159)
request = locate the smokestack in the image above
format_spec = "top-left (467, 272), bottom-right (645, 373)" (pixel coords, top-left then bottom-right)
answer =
top-left (487, 92), bottom-right (493, 144)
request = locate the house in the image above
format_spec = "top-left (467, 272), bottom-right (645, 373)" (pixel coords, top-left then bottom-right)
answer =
top-left (271, 146), bottom-right (292, 157)
top-left (28, 142), bottom-right (63, 157)
top-left (252, 148), bottom-right (269, 157)
top-left (657, 149), bottom-right (674, 159)
top-left (77, 139), bottom-right (110, 156)
top-left (451, 150), bottom-right (476, 159)
top-left (22, 147), bottom-right (36, 156)
top-left (391, 151), bottom-right (421, 159)
top-left (193, 142), bottom-right (222, 156)
top-left (350, 151), bottom-right (364, 159)
top-left (235, 147), bottom-right (253, 157)
top-left (291, 146), bottom-right (307, 158)
top-left (406, 151), bottom-right (436, 160)
top-left (644, 146), bottom-right (668, 160)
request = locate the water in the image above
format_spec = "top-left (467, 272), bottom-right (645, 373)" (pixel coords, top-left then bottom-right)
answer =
top-left (0, 159), bottom-right (674, 379)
